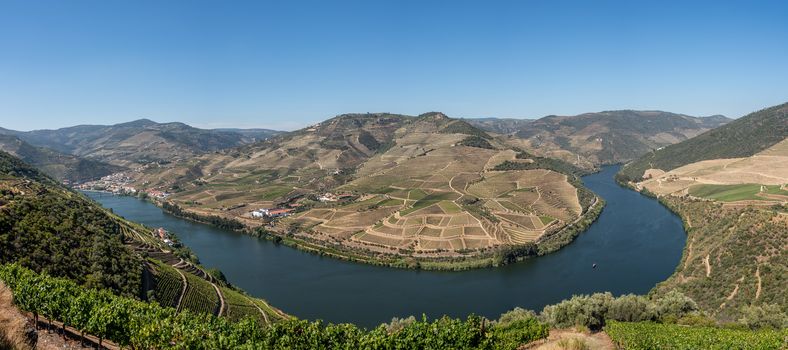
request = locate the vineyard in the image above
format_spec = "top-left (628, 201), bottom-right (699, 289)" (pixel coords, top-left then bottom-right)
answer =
top-left (0, 263), bottom-right (551, 350)
top-left (178, 268), bottom-right (221, 316)
top-left (149, 261), bottom-right (184, 309)
top-left (606, 321), bottom-right (788, 349)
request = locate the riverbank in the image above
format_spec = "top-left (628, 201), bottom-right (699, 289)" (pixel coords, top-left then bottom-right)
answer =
top-left (156, 194), bottom-right (606, 271)
top-left (87, 165), bottom-right (686, 326)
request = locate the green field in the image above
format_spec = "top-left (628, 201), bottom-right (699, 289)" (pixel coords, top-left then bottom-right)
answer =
top-left (438, 200), bottom-right (462, 213)
top-left (689, 183), bottom-right (765, 201)
top-left (539, 215), bottom-right (554, 225)
top-left (606, 321), bottom-right (788, 350)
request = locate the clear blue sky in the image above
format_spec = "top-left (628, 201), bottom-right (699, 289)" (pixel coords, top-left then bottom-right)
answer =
top-left (1, 0), bottom-right (787, 131)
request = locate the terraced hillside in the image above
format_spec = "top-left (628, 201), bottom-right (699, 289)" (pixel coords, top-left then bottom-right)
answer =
top-left (624, 103), bottom-right (788, 204)
top-left (617, 101), bottom-right (788, 322)
top-left (0, 150), bottom-right (284, 324)
top-left (133, 112), bottom-right (600, 268)
top-left (619, 102), bottom-right (787, 183)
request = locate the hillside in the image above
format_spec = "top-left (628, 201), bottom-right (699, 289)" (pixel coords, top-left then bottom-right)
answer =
top-left (1, 119), bottom-right (281, 167)
top-left (502, 110), bottom-right (730, 167)
top-left (128, 112), bottom-right (602, 269)
top-left (619, 103), bottom-right (788, 182)
top-left (0, 134), bottom-right (123, 183)
top-left (0, 150), bottom-right (141, 296)
top-left (464, 117), bottom-right (533, 134)
top-left (0, 150), bottom-right (283, 323)
top-left (615, 101), bottom-right (788, 323)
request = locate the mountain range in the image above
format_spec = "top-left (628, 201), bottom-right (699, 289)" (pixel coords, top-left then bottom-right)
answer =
top-left (0, 119), bottom-right (281, 168)
top-left (469, 111), bottom-right (730, 167)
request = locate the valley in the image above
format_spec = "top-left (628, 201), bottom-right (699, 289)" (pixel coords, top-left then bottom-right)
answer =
top-left (111, 113), bottom-right (604, 269)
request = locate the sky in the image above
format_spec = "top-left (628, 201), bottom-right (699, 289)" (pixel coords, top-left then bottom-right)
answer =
top-left (1, 1), bottom-right (787, 131)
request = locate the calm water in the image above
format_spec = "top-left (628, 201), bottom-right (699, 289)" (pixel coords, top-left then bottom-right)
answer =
top-left (86, 165), bottom-right (685, 328)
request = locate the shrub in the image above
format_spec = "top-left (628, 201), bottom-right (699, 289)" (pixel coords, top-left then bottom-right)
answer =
top-left (608, 294), bottom-right (653, 322)
top-left (739, 304), bottom-right (788, 330)
top-left (496, 307), bottom-right (537, 326)
top-left (652, 290), bottom-right (698, 322)
top-left (540, 293), bottom-right (613, 330)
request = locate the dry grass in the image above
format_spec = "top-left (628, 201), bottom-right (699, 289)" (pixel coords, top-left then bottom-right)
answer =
top-left (640, 139), bottom-right (788, 200)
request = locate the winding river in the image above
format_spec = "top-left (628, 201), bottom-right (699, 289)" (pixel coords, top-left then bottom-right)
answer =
top-left (86, 165), bottom-right (686, 328)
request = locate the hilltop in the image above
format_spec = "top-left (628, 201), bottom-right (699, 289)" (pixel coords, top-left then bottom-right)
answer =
top-left (1, 119), bottom-right (281, 167)
top-left (480, 111), bottom-right (730, 167)
top-left (127, 112), bottom-right (603, 269)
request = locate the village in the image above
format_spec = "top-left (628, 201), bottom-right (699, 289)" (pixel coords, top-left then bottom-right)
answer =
top-left (73, 171), bottom-right (172, 199)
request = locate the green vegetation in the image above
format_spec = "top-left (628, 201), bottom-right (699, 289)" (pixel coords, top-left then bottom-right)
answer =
top-left (162, 201), bottom-right (245, 231)
top-left (401, 192), bottom-right (458, 215)
top-left (619, 102), bottom-right (788, 182)
top-left (689, 183), bottom-right (764, 201)
top-left (493, 156), bottom-right (587, 178)
top-left (358, 130), bottom-right (381, 151)
top-left (0, 151), bottom-right (142, 297)
top-left (458, 135), bottom-right (494, 149)
top-left (606, 321), bottom-right (787, 350)
top-left (514, 111), bottom-right (731, 165)
top-left (536, 198), bottom-right (604, 255)
top-left (438, 200), bottom-right (462, 213)
top-left (0, 134), bottom-right (124, 182)
top-left (0, 264), bottom-right (552, 350)
top-left (538, 215), bottom-right (554, 225)
top-left (180, 271), bottom-right (219, 316)
top-left (439, 120), bottom-right (492, 139)
top-left (651, 198), bottom-right (787, 322)
top-left (149, 261), bottom-right (184, 308)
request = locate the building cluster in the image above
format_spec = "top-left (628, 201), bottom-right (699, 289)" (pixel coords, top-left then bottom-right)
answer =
top-left (251, 207), bottom-right (294, 218)
top-left (72, 172), bottom-right (171, 199)
top-left (153, 227), bottom-right (174, 247)
top-left (74, 172), bottom-right (137, 194)
top-left (317, 192), bottom-right (353, 202)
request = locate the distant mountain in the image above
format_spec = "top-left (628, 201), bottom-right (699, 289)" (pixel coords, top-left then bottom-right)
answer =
top-left (507, 111), bottom-right (731, 166)
top-left (1, 119), bottom-right (282, 167)
top-left (0, 134), bottom-right (123, 182)
top-left (463, 117), bottom-right (533, 134)
top-left (619, 103), bottom-right (788, 182)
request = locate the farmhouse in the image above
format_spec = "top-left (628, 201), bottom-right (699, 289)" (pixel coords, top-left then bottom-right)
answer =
top-left (268, 208), bottom-right (293, 217)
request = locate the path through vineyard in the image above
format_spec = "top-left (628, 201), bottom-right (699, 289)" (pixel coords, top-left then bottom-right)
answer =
top-left (127, 241), bottom-right (227, 318)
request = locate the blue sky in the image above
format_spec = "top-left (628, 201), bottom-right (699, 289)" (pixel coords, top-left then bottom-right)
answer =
top-left (1, 0), bottom-right (787, 131)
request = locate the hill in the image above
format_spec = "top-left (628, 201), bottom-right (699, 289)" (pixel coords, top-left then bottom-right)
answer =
top-left (0, 150), bottom-right (283, 323)
top-left (502, 110), bottom-right (730, 167)
top-left (0, 134), bottom-right (123, 183)
top-left (1, 119), bottom-right (281, 167)
top-left (126, 112), bottom-right (603, 269)
top-left (618, 103), bottom-right (788, 183)
top-left (464, 117), bottom-right (533, 134)
top-left (615, 101), bottom-right (787, 323)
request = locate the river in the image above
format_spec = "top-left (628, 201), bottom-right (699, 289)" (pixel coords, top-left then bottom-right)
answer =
top-left (85, 165), bottom-right (686, 328)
